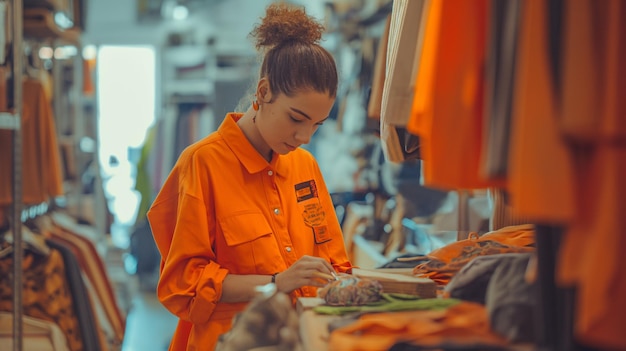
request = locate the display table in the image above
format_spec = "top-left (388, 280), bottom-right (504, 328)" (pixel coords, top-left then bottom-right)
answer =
top-left (299, 308), bottom-right (338, 351)
top-left (296, 268), bottom-right (438, 350)
top-left (296, 296), bottom-right (535, 351)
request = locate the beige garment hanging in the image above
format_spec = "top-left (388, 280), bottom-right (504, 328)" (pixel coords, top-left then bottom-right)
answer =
top-left (367, 15), bottom-right (390, 120)
top-left (379, 0), bottom-right (429, 162)
top-left (0, 1), bottom-right (10, 65)
top-left (380, 0), bottom-right (428, 127)
top-left (0, 312), bottom-right (71, 351)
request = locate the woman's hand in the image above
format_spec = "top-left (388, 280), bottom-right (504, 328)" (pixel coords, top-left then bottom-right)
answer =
top-left (274, 255), bottom-right (337, 293)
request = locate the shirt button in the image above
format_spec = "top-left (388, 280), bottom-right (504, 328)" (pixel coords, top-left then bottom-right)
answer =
top-left (273, 208), bottom-right (280, 215)
top-left (268, 170), bottom-right (273, 176)
top-left (285, 246), bottom-right (292, 252)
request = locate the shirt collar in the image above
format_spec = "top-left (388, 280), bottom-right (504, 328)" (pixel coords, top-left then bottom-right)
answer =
top-left (218, 113), bottom-right (288, 177)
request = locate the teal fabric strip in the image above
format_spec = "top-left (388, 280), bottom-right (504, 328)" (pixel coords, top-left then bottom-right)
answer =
top-left (313, 294), bottom-right (461, 316)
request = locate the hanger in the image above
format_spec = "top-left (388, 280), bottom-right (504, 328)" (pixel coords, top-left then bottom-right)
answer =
top-left (22, 41), bottom-right (42, 79)
top-left (1, 224), bottom-right (51, 258)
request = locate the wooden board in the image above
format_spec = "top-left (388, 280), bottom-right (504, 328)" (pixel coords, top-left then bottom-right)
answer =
top-left (352, 268), bottom-right (437, 298)
top-left (368, 267), bottom-right (415, 276)
top-left (296, 297), bottom-right (326, 315)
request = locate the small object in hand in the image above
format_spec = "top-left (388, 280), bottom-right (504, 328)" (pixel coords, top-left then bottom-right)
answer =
top-left (312, 271), bottom-right (336, 281)
top-left (317, 276), bottom-right (383, 306)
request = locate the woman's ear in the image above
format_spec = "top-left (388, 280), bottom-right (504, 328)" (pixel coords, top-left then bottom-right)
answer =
top-left (256, 78), bottom-right (273, 103)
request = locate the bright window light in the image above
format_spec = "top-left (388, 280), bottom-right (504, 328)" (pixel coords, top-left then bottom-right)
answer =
top-left (54, 45), bottom-right (78, 59)
top-left (172, 5), bottom-right (189, 20)
top-left (54, 11), bottom-right (73, 29)
top-left (97, 45), bottom-right (156, 245)
top-left (38, 46), bottom-right (53, 59)
top-left (82, 45), bottom-right (97, 60)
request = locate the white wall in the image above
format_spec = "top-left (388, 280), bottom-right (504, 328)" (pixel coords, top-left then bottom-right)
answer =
top-left (84, 0), bottom-right (329, 50)
top-left (84, 0), bottom-right (163, 46)
top-left (84, 0), bottom-right (275, 51)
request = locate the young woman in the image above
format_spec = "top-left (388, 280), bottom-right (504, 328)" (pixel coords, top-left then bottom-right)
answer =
top-left (147, 3), bottom-right (353, 350)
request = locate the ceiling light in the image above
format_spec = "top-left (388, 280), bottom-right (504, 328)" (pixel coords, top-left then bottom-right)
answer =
top-left (54, 11), bottom-right (73, 29)
top-left (172, 5), bottom-right (189, 20)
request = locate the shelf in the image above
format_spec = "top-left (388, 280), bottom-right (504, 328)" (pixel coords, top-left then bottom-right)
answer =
top-left (24, 8), bottom-right (81, 44)
top-left (167, 94), bottom-right (212, 105)
top-left (163, 79), bottom-right (214, 96)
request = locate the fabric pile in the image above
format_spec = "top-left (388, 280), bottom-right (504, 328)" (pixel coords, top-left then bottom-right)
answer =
top-left (318, 276), bottom-right (383, 306)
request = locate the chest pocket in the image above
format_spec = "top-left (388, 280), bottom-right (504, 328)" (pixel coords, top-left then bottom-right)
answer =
top-left (219, 212), bottom-right (281, 274)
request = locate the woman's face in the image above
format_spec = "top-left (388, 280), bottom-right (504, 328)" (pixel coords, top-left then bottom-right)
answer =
top-left (257, 88), bottom-right (335, 156)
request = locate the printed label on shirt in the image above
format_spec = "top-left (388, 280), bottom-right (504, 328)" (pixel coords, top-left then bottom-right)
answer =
top-left (302, 202), bottom-right (326, 227)
top-left (295, 180), bottom-right (318, 202)
top-left (296, 179), bottom-right (328, 244)
top-left (313, 225), bottom-right (331, 244)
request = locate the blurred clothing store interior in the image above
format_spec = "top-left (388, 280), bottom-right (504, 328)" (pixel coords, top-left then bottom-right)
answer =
top-left (2, 0), bottom-right (625, 350)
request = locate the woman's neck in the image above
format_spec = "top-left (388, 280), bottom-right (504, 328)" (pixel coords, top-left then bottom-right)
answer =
top-left (237, 108), bottom-right (272, 162)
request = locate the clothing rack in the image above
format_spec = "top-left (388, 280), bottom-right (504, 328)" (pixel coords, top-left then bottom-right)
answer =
top-left (366, 0), bottom-right (600, 351)
top-left (0, 1), bottom-right (25, 350)
top-left (2, 1), bottom-right (86, 350)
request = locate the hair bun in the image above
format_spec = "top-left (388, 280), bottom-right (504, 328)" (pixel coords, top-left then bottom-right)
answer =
top-left (249, 3), bottom-right (325, 51)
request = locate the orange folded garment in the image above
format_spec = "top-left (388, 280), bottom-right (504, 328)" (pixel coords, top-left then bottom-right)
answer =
top-left (328, 301), bottom-right (507, 351)
top-left (412, 224), bottom-right (535, 285)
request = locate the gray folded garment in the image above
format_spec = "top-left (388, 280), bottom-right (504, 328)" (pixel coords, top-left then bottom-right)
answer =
top-left (444, 253), bottom-right (532, 305)
top-left (445, 253), bottom-right (536, 342)
top-left (485, 253), bottom-right (536, 343)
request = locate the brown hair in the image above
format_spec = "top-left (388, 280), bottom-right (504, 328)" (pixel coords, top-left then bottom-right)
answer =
top-left (249, 3), bottom-right (338, 99)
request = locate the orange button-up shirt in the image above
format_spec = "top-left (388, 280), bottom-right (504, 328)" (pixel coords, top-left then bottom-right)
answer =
top-left (147, 113), bottom-right (352, 351)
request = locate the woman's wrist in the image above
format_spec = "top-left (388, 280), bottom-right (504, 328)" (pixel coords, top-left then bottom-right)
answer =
top-left (271, 272), bottom-right (280, 291)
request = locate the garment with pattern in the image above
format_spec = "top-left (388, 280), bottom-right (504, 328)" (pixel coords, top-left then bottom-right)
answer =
top-left (0, 241), bottom-right (84, 351)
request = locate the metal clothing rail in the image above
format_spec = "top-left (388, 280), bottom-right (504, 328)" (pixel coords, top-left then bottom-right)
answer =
top-left (0, 1), bottom-right (25, 350)
top-left (3, 1), bottom-right (90, 348)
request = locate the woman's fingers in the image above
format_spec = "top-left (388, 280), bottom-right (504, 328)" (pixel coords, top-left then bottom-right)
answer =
top-left (311, 271), bottom-right (335, 281)
top-left (281, 255), bottom-right (338, 289)
top-left (298, 255), bottom-right (336, 276)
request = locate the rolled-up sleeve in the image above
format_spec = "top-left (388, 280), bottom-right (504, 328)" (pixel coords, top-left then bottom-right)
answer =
top-left (147, 150), bottom-right (227, 325)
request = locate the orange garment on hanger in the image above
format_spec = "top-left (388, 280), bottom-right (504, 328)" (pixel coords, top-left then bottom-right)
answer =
top-left (506, 0), bottom-right (575, 222)
top-left (147, 113), bottom-right (353, 351)
top-left (406, 0), bottom-right (504, 191)
top-left (558, 147), bottom-right (626, 350)
top-left (559, 0), bottom-right (626, 144)
top-left (83, 58), bottom-right (95, 96)
top-left (0, 78), bottom-right (64, 205)
top-left (557, 1), bottom-right (626, 349)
